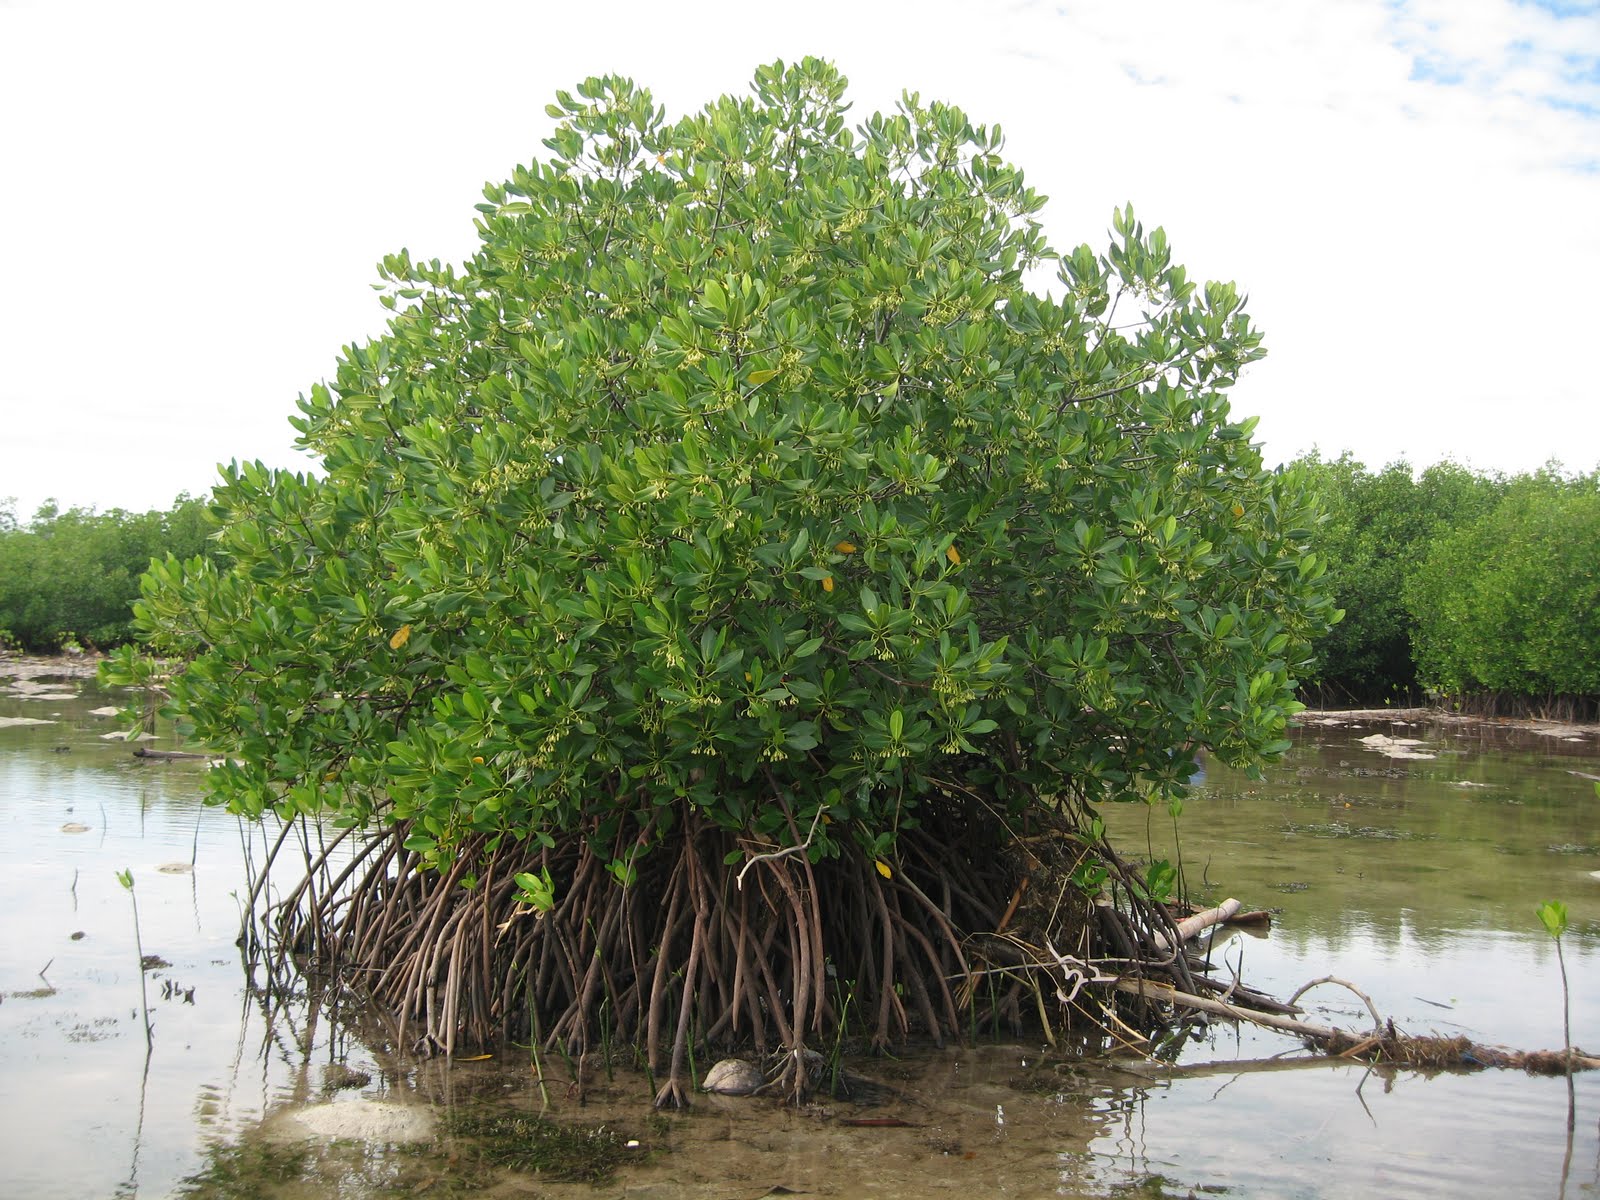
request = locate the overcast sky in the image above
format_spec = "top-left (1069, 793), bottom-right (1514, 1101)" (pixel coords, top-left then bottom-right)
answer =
top-left (2, 0), bottom-right (1596, 518)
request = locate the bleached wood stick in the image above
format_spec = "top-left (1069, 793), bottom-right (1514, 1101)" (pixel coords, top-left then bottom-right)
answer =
top-left (1149, 897), bottom-right (1242, 952)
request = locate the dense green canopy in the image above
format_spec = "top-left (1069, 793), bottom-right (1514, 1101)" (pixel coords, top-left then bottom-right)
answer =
top-left (126, 59), bottom-right (1333, 880)
top-left (1407, 473), bottom-right (1600, 700)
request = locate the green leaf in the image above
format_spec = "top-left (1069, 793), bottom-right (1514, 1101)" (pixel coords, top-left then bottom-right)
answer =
top-left (1537, 900), bottom-right (1568, 941)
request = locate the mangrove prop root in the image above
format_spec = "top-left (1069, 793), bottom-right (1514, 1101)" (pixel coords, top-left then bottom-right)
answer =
top-left (258, 797), bottom-right (1024, 1105)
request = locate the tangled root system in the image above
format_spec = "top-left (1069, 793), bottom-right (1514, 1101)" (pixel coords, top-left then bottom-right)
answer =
top-left (258, 791), bottom-right (1061, 1105)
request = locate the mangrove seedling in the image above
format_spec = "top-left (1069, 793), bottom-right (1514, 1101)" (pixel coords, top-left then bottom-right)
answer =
top-left (117, 868), bottom-right (153, 1048)
top-left (1536, 899), bottom-right (1575, 1132)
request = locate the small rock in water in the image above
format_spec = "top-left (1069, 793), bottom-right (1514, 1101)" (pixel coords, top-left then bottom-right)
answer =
top-left (322, 1063), bottom-right (374, 1092)
top-left (701, 1058), bottom-right (767, 1095)
top-left (157, 862), bottom-right (194, 874)
top-left (60, 822), bottom-right (90, 834)
top-left (88, 706), bottom-right (122, 717)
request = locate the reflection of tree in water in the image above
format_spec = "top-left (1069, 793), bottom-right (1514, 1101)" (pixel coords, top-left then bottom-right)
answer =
top-left (180, 942), bottom-right (1170, 1199)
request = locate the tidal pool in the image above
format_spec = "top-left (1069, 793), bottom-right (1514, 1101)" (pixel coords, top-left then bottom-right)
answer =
top-left (1, 671), bottom-right (1596, 1198)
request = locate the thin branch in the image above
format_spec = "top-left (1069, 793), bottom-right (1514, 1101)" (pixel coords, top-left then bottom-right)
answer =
top-left (734, 805), bottom-right (825, 890)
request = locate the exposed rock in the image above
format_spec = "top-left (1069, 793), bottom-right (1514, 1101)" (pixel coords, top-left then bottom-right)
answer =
top-left (1357, 734), bottom-right (1436, 760)
top-left (702, 1058), bottom-right (767, 1095)
top-left (270, 1100), bottom-right (435, 1143)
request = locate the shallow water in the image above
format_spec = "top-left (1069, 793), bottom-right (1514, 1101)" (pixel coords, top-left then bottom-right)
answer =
top-left (1, 677), bottom-right (1596, 1198)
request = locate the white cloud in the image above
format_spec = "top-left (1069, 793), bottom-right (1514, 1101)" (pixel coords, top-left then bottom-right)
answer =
top-left (1, 0), bottom-right (1596, 517)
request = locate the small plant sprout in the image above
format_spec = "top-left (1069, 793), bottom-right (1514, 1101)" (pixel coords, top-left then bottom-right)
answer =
top-left (1535, 899), bottom-right (1574, 1132)
top-left (513, 868), bottom-right (557, 913)
top-left (118, 868), bottom-right (153, 1048)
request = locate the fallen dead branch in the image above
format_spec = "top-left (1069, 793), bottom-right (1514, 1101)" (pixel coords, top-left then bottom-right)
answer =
top-left (1116, 976), bottom-right (1600, 1074)
top-left (1151, 897), bottom-right (1241, 953)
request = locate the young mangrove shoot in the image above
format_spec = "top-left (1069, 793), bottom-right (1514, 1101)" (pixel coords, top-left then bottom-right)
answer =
top-left (1536, 898), bottom-right (1574, 1132)
top-left (117, 868), bottom-right (153, 1049)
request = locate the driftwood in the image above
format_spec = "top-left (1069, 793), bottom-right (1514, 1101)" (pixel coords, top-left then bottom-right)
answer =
top-left (132, 747), bottom-right (209, 761)
top-left (1116, 976), bottom-right (1600, 1074)
top-left (1151, 898), bottom-right (1241, 952)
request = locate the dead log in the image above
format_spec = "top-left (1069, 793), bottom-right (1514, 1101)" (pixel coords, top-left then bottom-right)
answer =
top-left (1115, 977), bottom-right (1600, 1073)
top-left (1151, 898), bottom-right (1241, 952)
top-left (132, 747), bottom-right (209, 761)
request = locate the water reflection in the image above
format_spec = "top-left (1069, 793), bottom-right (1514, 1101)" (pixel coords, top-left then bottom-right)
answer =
top-left (2, 678), bottom-right (1598, 1197)
top-left (1095, 711), bottom-right (1600, 1197)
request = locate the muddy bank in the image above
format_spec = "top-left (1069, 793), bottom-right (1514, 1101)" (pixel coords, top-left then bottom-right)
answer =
top-left (1298, 706), bottom-right (1597, 741)
top-left (0, 651), bottom-right (107, 682)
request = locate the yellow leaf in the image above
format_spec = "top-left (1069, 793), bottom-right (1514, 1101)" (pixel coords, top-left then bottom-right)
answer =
top-left (472, 756), bottom-right (484, 764)
top-left (389, 623), bottom-right (412, 650)
top-left (835, 541), bottom-right (857, 554)
top-left (454, 1053), bottom-right (494, 1062)
top-left (1231, 503), bottom-right (1245, 518)
top-left (822, 575), bottom-right (834, 593)
top-left (875, 859), bottom-right (892, 879)
top-left (946, 544), bottom-right (961, 565)
top-left (747, 367), bottom-right (781, 386)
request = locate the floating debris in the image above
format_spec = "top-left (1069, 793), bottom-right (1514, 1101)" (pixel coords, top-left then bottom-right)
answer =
top-left (60, 823), bottom-right (90, 834)
top-left (0, 716), bottom-right (54, 728)
top-left (1282, 821), bottom-right (1419, 841)
top-left (321, 1063), bottom-right (373, 1092)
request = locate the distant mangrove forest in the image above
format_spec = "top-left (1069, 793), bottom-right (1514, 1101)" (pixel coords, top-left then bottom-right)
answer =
top-left (2, 460), bottom-right (1596, 716)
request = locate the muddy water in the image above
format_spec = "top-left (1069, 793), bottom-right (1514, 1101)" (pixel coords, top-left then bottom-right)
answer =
top-left (1, 674), bottom-right (1597, 1198)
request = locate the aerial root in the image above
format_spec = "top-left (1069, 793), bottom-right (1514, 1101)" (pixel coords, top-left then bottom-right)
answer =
top-left (255, 797), bottom-right (1010, 1105)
